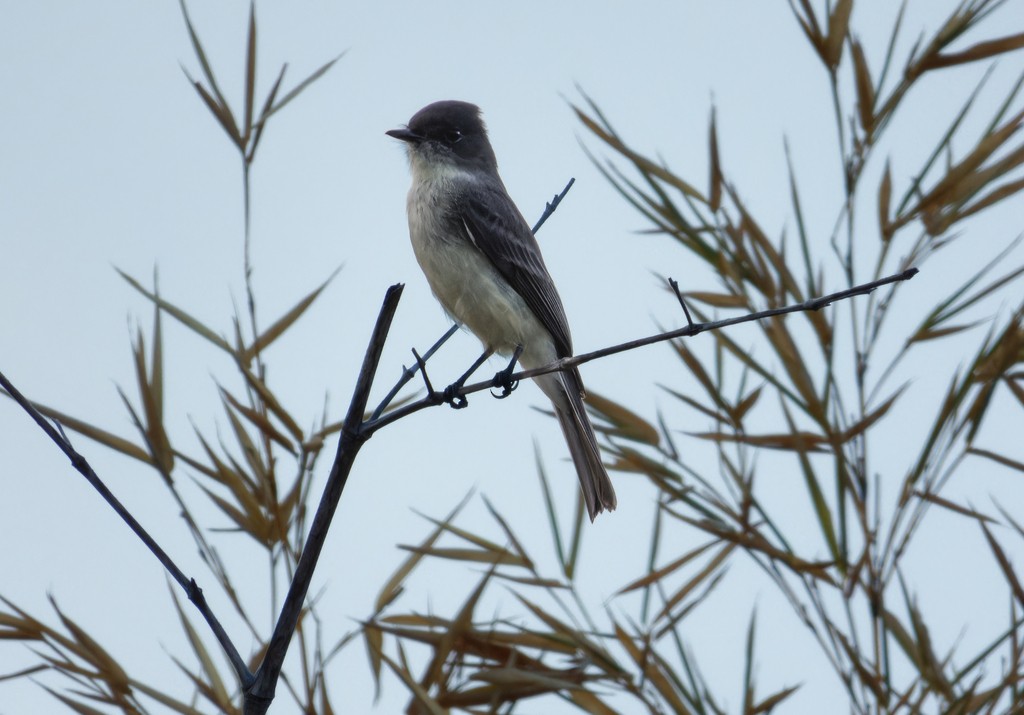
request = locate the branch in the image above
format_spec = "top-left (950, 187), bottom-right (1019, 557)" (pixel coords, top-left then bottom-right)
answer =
top-left (243, 283), bottom-right (404, 714)
top-left (370, 323), bottom-right (458, 420)
top-left (0, 370), bottom-right (253, 688)
top-left (364, 268), bottom-right (919, 430)
top-left (535, 267), bottom-right (922, 376)
top-left (531, 177), bottom-right (575, 234)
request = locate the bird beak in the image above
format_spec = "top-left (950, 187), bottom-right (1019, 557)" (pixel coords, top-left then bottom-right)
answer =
top-left (386, 127), bottom-right (422, 143)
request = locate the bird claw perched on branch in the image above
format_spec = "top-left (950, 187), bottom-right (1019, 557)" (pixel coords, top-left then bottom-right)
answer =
top-left (443, 383), bottom-right (469, 409)
top-left (490, 344), bottom-right (523, 399)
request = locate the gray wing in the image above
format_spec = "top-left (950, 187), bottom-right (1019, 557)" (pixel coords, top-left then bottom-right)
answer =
top-left (453, 179), bottom-right (574, 358)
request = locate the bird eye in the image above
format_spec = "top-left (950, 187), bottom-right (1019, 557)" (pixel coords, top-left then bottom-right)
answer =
top-left (445, 129), bottom-right (463, 144)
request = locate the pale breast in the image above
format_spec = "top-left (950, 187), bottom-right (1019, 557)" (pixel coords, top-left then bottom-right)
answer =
top-left (407, 200), bottom-right (554, 364)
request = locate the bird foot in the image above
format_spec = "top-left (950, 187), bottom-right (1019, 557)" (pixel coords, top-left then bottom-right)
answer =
top-left (489, 344), bottom-right (522, 399)
top-left (490, 370), bottom-right (519, 399)
top-left (443, 383), bottom-right (469, 409)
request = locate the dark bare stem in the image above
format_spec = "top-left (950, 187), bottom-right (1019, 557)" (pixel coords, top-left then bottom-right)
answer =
top-left (667, 277), bottom-right (695, 326)
top-left (0, 370), bottom-right (253, 688)
top-left (529, 267), bottom-right (918, 376)
top-left (370, 323), bottom-right (458, 420)
top-left (364, 268), bottom-right (919, 434)
top-left (244, 283), bottom-right (404, 715)
top-left (531, 177), bottom-right (575, 234)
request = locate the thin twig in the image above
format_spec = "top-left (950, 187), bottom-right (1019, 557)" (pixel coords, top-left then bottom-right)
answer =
top-left (0, 370), bottom-right (253, 688)
top-left (363, 268), bottom-right (919, 433)
top-left (522, 267), bottom-right (919, 378)
top-left (532, 178), bottom-right (575, 234)
top-left (370, 324), bottom-right (458, 420)
top-left (667, 277), bottom-right (696, 326)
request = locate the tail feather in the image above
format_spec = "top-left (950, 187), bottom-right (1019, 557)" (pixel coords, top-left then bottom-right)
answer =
top-left (539, 370), bottom-right (617, 521)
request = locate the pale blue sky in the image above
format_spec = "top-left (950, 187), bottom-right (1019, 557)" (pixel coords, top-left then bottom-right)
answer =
top-left (2, 1), bottom-right (1023, 713)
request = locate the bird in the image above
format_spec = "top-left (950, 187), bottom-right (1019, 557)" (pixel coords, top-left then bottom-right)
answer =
top-left (387, 100), bottom-right (617, 521)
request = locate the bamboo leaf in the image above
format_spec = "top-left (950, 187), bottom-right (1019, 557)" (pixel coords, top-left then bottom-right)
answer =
top-left (878, 160), bottom-right (893, 240)
top-left (922, 32), bottom-right (1024, 70)
top-left (264, 52), bottom-right (346, 123)
top-left (379, 646), bottom-right (447, 715)
top-left (241, 268), bottom-right (340, 362)
top-left (585, 390), bottom-right (660, 445)
top-left (916, 109), bottom-right (1024, 213)
top-left (654, 543), bottom-right (735, 623)
top-left (689, 430), bottom-right (829, 452)
top-left (178, 0), bottom-right (232, 117)
top-left (753, 685), bottom-right (800, 713)
top-left (913, 491), bottom-right (995, 523)
top-left (851, 38), bottom-right (875, 132)
top-left (129, 681), bottom-right (207, 715)
top-left (617, 539), bottom-right (718, 595)
top-left (396, 545), bottom-right (528, 568)
top-left (574, 103), bottom-right (707, 202)
top-left (781, 401), bottom-right (840, 563)
top-left (242, 2), bottom-right (256, 140)
top-left (219, 385), bottom-right (296, 455)
top-left (534, 444), bottom-right (567, 576)
top-left (24, 402), bottom-right (152, 464)
top-left (237, 362), bottom-right (305, 443)
top-left (967, 446), bottom-right (1024, 473)
top-left (374, 492), bottom-right (472, 612)
top-left (481, 496), bottom-right (534, 570)
top-left (789, 0), bottom-right (825, 63)
top-left (167, 585), bottom-right (231, 709)
top-left (186, 73), bottom-right (241, 148)
top-left (48, 597), bottom-right (129, 694)
top-left (684, 291), bottom-right (750, 309)
top-left (612, 623), bottom-right (691, 713)
top-left (117, 269), bottom-right (233, 353)
top-left (824, 0), bottom-right (853, 69)
top-left (980, 522), bottom-right (1024, 608)
top-left (839, 386), bottom-right (904, 442)
top-left (363, 623), bottom-right (383, 697)
top-left (567, 689), bottom-right (619, 715)
top-left (40, 689), bottom-right (106, 715)
top-left (708, 105), bottom-right (722, 211)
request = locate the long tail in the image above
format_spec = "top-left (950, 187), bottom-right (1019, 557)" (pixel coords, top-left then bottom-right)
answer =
top-left (536, 369), bottom-right (617, 521)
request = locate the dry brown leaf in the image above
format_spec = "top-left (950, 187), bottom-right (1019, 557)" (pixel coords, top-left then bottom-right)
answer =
top-left (851, 38), bottom-right (875, 132)
top-left (617, 539), bottom-right (718, 595)
top-left (824, 0), bottom-right (853, 69)
top-left (878, 161), bottom-right (893, 240)
top-left (690, 430), bottom-right (828, 452)
top-left (981, 523), bottom-right (1024, 608)
top-left (922, 32), bottom-right (1024, 70)
top-left (684, 291), bottom-right (750, 309)
top-left (584, 390), bottom-right (660, 445)
top-left (612, 624), bottom-right (691, 713)
top-left (708, 107), bottom-right (723, 212)
top-left (396, 545), bottom-right (529, 568)
top-left (913, 490), bottom-right (994, 523)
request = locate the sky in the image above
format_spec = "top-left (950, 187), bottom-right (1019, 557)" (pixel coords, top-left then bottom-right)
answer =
top-left (2, 1), bottom-right (1023, 713)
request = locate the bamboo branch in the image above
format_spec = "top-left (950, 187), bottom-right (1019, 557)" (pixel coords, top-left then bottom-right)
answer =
top-left (364, 268), bottom-right (920, 433)
top-left (242, 283), bottom-right (404, 714)
top-left (0, 370), bottom-right (253, 689)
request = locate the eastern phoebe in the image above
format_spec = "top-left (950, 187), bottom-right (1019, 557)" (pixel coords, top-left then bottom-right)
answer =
top-left (387, 100), bottom-right (617, 521)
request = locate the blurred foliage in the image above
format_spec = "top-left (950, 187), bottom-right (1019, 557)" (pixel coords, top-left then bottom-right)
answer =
top-left (2, 0), bottom-right (1024, 714)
